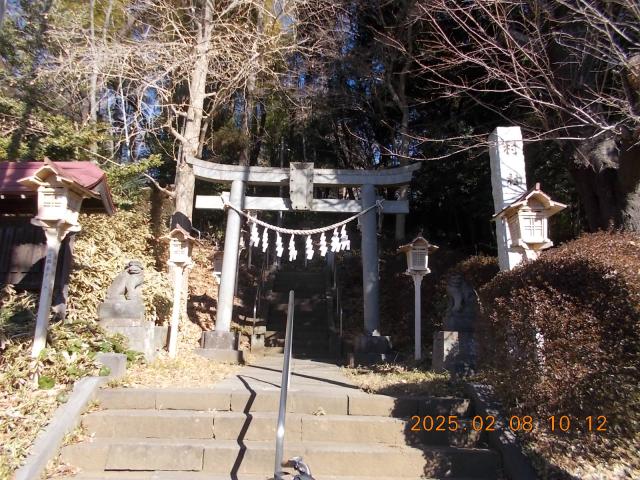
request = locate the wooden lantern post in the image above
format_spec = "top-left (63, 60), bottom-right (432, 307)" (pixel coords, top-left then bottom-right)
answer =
top-left (18, 163), bottom-right (99, 358)
top-left (398, 236), bottom-right (439, 361)
top-left (162, 226), bottom-right (200, 357)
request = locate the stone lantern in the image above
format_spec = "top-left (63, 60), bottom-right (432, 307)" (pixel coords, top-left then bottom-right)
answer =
top-left (166, 226), bottom-right (197, 266)
top-left (19, 161), bottom-right (100, 358)
top-left (398, 235), bottom-right (439, 361)
top-left (399, 235), bottom-right (438, 275)
top-left (493, 183), bottom-right (567, 260)
top-left (21, 162), bottom-right (99, 231)
top-left (162, 226), bottom-right (201, 357)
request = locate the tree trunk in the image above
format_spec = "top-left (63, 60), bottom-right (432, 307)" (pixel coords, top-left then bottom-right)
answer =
top-left (169, 3), bottom-right (214, 342)
top-left (171, 3), bottom-right (213, 230)
top-left (617, 140), bottom-right (640, 231)
top-left (88, 0), bottom-right (99, 156)
top-left (386, 3), bottom-right (413, 241)
top-left (6, 0), bottom-right (53, 160)
top-left (240, 2), bottom-right (264, 167)
top-left (390, 70), bottom-right (410, 241)
top-left (0, 0), bottom-right (6, 29)
top-left (569, 135), bottom-right (640, 231)
top-left (250, 100), bottom-right (267, 165)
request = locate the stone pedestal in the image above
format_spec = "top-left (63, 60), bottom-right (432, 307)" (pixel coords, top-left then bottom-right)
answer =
top-left (105, 324), bottom-right (158, 361)
top-left (351, 334), bottom-right (392, 365)
top-left (250, 326), bottom-right (266, 352)
top-left (98, 300), bottom-right (165, 362)
top-left (354, 334), bottom-right (392, 354)
top-left (98, 300), bottom-right (145, 323)
top-left (197, 330), bottom-right (243, 364)
top-left (201, 330), bottom-right (237, 349)
top-left (432, 331), bottom-right (476, 375)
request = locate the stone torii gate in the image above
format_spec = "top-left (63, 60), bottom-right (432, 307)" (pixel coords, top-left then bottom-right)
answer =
top-left (189, 157), bottom-right (419, 353)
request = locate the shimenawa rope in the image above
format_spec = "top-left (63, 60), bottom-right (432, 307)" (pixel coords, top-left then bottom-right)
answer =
top-left (221, 196), bottom-right (384, 235)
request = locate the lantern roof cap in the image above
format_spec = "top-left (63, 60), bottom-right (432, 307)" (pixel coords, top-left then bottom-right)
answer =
top-left (0, 158), bottom-right (115, 215)
top-left (397, 235), bottom-right (439, 254)
top-left (492, 182), bottom-right (567, 220)
top-left (161, 224), bottom-right (202, 244)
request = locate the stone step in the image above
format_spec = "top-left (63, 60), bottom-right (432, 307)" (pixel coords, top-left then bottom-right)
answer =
top-left (265, 327), bottom-right (328, 338)
top-left (82, 410), bottom-right (481, 447)
top-left (264, 337), bottom-right (330, 349)
top-left (68, 473), bottom-right (484, 480)
top-left (271, 286), bottom-right (326, 297)
top-left (265, 326), bottom-right (329, 338)
top-left (272, 272), bottom-right (326, 287)
top-left (273, 279), bottom-right (325, 288)
top-left (96, 389), bottom-right (471, 418)
top-left (267, 298), bottom-right (327, 312)
top-left (265, 323), bottom-right (328, 335)
top-left (267, 309), bottom-right (326, 321)
top-left (61, 438), bottom-right (498, 478)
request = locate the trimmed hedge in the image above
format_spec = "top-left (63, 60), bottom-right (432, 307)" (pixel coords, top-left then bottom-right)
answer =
top-left (478, 232), bottom-right (640, 440)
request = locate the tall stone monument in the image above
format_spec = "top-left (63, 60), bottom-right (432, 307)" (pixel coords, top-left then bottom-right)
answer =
top-left (489, 126), bottom-right (528, 271)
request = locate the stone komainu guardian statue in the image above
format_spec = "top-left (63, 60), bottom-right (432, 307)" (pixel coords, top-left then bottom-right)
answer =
top-left (104, 260), bottom-right (144, 301)
top-left (97, 260), bottom-right (164, 360)
top-left (98, 260), bottom-right (145, 324)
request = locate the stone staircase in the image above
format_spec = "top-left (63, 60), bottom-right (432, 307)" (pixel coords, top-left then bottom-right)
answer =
top-left (59, 358), bottom-right (500, 480)
top-left (263, 270), bottom-right (338, 358)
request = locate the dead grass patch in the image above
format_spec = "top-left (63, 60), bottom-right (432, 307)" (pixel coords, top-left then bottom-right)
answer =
top-left (109, 348), bottom-right (239, 388)
top-left (0, 387), bottom-right (63, 478)
top-left (343, 363), bottom-right (463, 397)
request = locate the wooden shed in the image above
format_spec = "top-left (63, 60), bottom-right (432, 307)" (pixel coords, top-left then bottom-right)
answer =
top-left (0, 161), bottom-right (114, 318)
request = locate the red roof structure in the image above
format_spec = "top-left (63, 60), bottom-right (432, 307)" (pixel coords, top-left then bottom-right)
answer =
top-left (0, 161), bottom-right (115, 215)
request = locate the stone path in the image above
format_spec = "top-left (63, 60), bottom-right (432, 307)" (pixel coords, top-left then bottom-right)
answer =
top-left (215, 355), bottom-right (359, 392)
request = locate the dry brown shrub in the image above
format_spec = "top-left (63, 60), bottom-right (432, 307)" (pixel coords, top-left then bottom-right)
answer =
top-left (478, 231), bottom-right (640, 475)
top-left (448, 255), bottom-right (499, 290)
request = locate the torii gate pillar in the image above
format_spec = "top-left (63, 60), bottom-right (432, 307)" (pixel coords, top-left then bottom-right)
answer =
top-left (203, 179), bottom-right (245, 350)
top-left (361, 184), bottom-right (380, 334)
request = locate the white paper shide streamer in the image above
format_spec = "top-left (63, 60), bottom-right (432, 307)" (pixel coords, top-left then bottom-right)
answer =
top-left (261, 228), bottom-right (269, 253)
top-left (319, 232), bottom-right (328, 257)
top-left (339, 225), bottom-right (350, 251)
top-left (250, 221), bottom-right (260, 248)
top-left (305, 235), bottom-right (314, 260)
top-left (276, 232), bottom-right (284, 257)
top-left (288, 234), bottom-right (297, 261)
top-left (330, 228), bottom-right (340, 252)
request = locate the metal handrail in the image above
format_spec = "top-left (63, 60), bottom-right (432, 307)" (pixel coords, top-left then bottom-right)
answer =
top-left (274, 290), bottom-right (295, 480)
